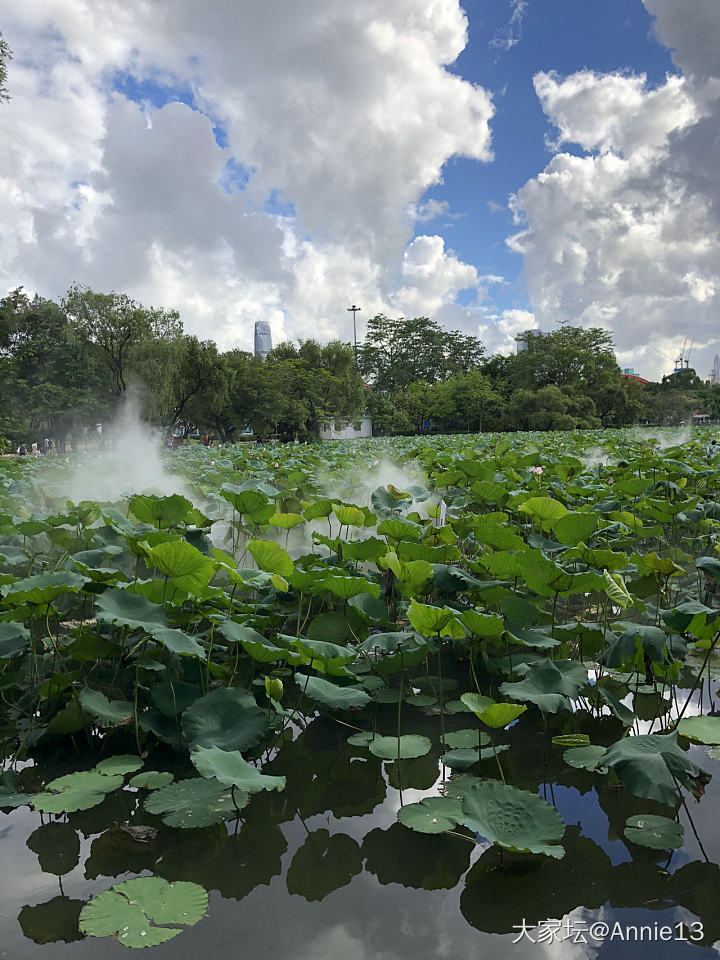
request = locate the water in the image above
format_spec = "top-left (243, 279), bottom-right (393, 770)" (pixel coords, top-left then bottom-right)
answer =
top-left (3, 706), bottom-right (720, 959)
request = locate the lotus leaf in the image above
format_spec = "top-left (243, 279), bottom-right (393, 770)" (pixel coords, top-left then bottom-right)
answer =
top-left (191, 746), bottom-right (286, 793)
top-left (624, 814), bottom-right (684, 849)
top-left (181, 687), bottom-right (268, 751)
top-left (144, 776), bottom-right (242, 827)
top-left (367, 735), bottom-right (432, 760)
top-left (458, 780), bottom-right (565, 858)
top-left (79, 876), bottom-right (208, 948)
top-left (398, 797), bottom-right (463, 834)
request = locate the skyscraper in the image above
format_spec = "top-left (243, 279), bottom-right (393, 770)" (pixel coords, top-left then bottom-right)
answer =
top-left (711, 354), bottom-right (720, 385)
top-left (254, 321), bottom-right (272, 361)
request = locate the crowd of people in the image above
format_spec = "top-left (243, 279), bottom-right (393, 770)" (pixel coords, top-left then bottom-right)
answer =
top-left (16, 438), bottom-right (53, 456)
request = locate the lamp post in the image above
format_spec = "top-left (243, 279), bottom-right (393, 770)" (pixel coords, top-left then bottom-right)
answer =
top-left (347, 304), bottom-right (361, 366)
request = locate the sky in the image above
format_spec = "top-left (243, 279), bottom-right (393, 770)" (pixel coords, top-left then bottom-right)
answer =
top-left (1, 0), bottom-right (719, 380)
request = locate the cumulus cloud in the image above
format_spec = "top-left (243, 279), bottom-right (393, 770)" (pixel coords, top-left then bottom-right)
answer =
top-left (0, 0), bottom-right (499, 353)
top-left (509, 0), bottom-right (720, 379)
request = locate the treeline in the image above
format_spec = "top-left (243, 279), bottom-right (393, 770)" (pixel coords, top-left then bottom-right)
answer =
top-left (1, 287), bottom-right (718, 448)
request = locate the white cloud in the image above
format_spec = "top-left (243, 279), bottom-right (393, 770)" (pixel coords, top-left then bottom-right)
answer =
top-left (491, 0), bottom-right (529, 52)
top-left (509, 1), bottom-right (720, 380)
top-left (393, 235), bottom-right (479, 316)
top-left (0, 0), bottom-right (496, 354)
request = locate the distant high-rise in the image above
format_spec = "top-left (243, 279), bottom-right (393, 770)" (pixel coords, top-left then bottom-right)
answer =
top-left (711, 354), bottom-right (720, 385)
top-left (254, 321), bottom-right (272, 361)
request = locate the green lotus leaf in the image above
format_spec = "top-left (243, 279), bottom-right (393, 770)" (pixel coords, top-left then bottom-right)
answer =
top-left (398, 797), bottom-right (463, 834)
top-left (0, 620), bottom-right (31, 658)
top-left (500, 659), bottom-right (587, 713)
top-left (458, 610), bottom-right (504, 639)
top-left (268, 512), bottom-right (304, 529)
top-left (321, 573), bottom-right (380, 599)
top-left (129, 493), bottom-right (193, 527)
top-left (78, 687), bottom-right (134, 726)
top-left (191, 746), bottom-right (286, 793)
top-left (1, 571), bottom-right (85, 606)
top-left (181, 687), bottom-right (268, 752)
top-left (624, 814), bottom-right (684, 850)
top-left (477, 703), bottom-right (527, 729)
top-left (601, 731), bottom-right (709, 806)
top-left (147, 540), bottom-right (216, 592)
top-left (95, 589), bottom-right (169, 631)
top-left (552, 512), bottom-right (597, 545)
top-left (129, 771), bottom-right (175, 789)
top-left (217, 620), bottom-right (287, 662)
top-left (407, 599), bottom-right (454, 636)
top-left (341, 538), bottom-right (387, 562)
top-left (562, 745), bottom-right (608, 772)
top-left (460, 692), bottom-right (496, 715)
top-left (367, 735), bottom-right (432, 760)
top-left (95, 755), bottom-right (143, 777)
top-left (458, 780), bottom-right (565, 858)
top-left (519, 496), bottom-right (568, 528)
top-left (552, 734), bottom-right (590, 748)
top-left (301, 675), bottom-right (371, 710)
top-left (597, 685), bottom-right (635, 726)
top-left (149, 627), bottom-right (206, 660)
top-left (333, 504), bottom-right (366, 527)
top-left (79, 876), bottom-right (208, 948)
top-left (359, 631), bottom-right (420, 654)
top-left (676, 715), bottom-right (720, 745)
top-left (247, 539), bottom-right (294, 577)
top-left (220, 484), bottom-right (271, 517)
top-left (33, 769), bottom-right (124, 813)
top-left (144, 776), bottom-right (242, 827)
top-left (443, 729), bottom-right (491, 749)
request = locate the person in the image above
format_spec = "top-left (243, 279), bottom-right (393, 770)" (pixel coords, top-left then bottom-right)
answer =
top-left (707, 439), bottom-right (718, 459)
top-left (17, 442), bottom-right (27, 456)
top-left (31, 442), bottom-right (39, 457)
top-left (202, 434), bottom-right (210, 446)
top-left (43, 437), bottom-right (50, 455)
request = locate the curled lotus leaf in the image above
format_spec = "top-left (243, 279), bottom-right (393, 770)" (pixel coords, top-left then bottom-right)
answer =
top-left (458, 780), bottom-right (565, 859)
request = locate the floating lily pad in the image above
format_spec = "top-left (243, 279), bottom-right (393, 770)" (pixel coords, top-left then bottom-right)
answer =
top-left (144, 777), bottom-right (242, 828)
top-left (624, 814), bottom-right (684, 850)
top-left (397, 797), bottom-right (463, 834)
top-left (677, 715), bottom-right (720, 745)
top-left (79, 876), bottom-right (208, 948)
top-left (33, 768), bottom-right (125, 814)
top-left (367, 735), bottom-right (432, 760)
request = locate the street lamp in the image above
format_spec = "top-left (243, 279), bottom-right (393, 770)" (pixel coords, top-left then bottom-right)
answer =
top-left (347, 304), bottom-right (361, 365)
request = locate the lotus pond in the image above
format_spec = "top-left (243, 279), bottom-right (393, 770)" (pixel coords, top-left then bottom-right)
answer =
top-left (3, 429), bottom-right (720, 957)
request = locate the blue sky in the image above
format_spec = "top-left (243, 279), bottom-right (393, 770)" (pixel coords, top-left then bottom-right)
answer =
top-left (2, 0), bottom-right (719, 377)
top-left (421, 0), bottom-right (677, 318)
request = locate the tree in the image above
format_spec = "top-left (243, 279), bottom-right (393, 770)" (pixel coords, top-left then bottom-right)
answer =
top-left (0, 32), bottom-right (12, 103)
top-left (63, 286), bottom-right (182, 395)
top-left (507, 385), bottom-right (599, 431)
top-left (359, 315), bottom-right (484, 391)
top-left (0, 295), bottom-right (110, 445)
top-left (136, 335), bottom-right (225, 430)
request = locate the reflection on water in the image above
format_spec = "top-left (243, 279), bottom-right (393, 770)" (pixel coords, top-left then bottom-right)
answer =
top-left (2, 707), bottom-right (720, 959)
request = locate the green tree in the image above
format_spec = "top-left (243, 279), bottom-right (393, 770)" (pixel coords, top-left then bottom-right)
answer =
top-left (64, 286), bottom-right (182, 395)
top-left (0, 295), bottom-right (110, 446)
top-left (507, 385), bottom-right (599, 431)
top-left (359, 315), bottom-right (484, 391)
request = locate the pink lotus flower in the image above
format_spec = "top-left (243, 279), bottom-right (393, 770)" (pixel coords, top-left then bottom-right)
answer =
top-left (274, 462), bottom-right (279, 467)
top-left (533, 466), bottom-right (543, 475)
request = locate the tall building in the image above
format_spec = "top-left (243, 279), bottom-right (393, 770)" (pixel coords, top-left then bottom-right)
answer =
top-left (254, 321), bottom-right (272, 361)
top-left (711, 354), bottom-right (720, 385)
